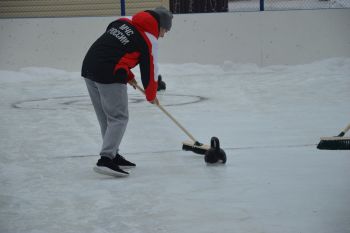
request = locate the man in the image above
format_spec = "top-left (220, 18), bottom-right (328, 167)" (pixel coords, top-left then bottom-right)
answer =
top-left (82, 7), bottom-right (173, 177)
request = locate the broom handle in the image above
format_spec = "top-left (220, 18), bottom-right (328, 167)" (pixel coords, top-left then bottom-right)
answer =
top-left (157, 103), bottom-right (198, 142)
top-left (338, 123), bottom-right (350, 137)
top-left (133, 83), bottom-right (198, 142)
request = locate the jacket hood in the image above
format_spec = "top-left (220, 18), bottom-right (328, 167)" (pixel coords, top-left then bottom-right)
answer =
top-left (132, 11), bottom-right (159, 38)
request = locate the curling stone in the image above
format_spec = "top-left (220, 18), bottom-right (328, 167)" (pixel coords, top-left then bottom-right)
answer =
top-left (204, 137), bottom-right (227, 164)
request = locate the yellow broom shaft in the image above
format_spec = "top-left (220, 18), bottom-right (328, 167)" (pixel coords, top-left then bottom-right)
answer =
top-left (133, 83), bottom-right (197, 142)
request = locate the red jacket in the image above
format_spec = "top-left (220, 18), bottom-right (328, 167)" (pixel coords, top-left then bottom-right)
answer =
top-left (82, 11), bottom-right (160, 101)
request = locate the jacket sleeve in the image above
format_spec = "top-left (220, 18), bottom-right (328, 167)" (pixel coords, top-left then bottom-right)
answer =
top-left (139, 32), bottom-right (158, 102)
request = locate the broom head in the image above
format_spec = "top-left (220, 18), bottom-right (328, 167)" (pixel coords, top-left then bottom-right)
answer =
top-left (182, 140), bottom-right (210, 155)
top-left (317, 136), bottom-right (350, 150)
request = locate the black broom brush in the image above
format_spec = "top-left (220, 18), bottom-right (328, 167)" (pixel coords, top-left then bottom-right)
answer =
top-left (317, 123), bottom-right (350, 150)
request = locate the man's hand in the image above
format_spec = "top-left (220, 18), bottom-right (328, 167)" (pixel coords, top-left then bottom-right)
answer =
top-left (128, 79), bottom-right (159, 105)
top-left (128, 79), bottom-right (137, 89)
top-left (151, 97), bottom-right (160, 106)
top-left (157, 75), bottom-right (166, 91)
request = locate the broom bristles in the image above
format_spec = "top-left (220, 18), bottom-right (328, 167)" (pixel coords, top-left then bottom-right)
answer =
top-left (182, 140), bottom-right (210, 155)
top-left (317, 137), bottom-right (350, 150)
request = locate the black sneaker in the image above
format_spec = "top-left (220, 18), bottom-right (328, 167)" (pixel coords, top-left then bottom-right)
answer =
top-left (113, 154), bottom-right (136, 168)
top-left (93, 156), bottom-right (129, 177)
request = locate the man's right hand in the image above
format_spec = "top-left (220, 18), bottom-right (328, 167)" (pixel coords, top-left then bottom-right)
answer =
top-left (128, 79), bottom-right (137, 89)
top-left (151, 97), bottom-right (160, 106)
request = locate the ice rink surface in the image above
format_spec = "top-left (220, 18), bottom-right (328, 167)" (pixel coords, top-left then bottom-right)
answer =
top-left (1, 58), bottom-right (350, 233)
top-left (229, 0), bottom-right (350, 11)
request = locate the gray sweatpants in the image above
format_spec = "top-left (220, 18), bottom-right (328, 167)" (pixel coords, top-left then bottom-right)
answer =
top-left (85, 78), bottom-right (129, 159)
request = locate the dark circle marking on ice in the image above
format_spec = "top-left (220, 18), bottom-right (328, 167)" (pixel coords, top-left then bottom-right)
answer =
top-left (12, 94), bottom-right (208, 110)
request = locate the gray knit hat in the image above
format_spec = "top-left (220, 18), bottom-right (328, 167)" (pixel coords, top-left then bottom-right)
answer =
top-left (152, 6), bottom-right (173, 31)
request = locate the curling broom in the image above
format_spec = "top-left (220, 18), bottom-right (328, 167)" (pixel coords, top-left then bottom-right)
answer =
top-left (132, 82), bottom-right (210, 154)
top-left (317, 123), bottom-right (350, 150)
